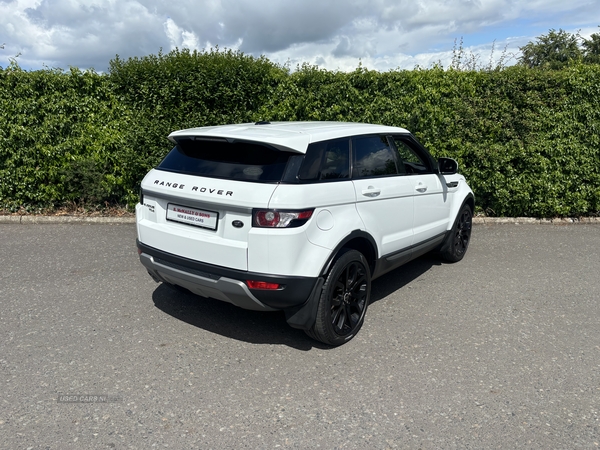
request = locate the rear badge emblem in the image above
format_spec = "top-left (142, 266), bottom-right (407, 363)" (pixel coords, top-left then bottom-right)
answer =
top-left (232, 220), bottom-right (244, 228)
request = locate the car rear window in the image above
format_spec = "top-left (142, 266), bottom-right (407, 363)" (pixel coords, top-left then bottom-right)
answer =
top-left (157, 138), bottom-right (296, 182)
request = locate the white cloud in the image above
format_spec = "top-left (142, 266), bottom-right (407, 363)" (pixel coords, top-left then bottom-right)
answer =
top-left (1, 0), bottom-right (600, 71)
top-left (163, 17), bottom-right (200, 51)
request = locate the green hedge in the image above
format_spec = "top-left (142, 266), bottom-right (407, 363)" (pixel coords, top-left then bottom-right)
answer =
top-left (107, 48), bottom-right (286, 172)
top-left (258, 64), bottom-right (600, 216)
top-left (0, 65), bottom-right (136, 208)
top-left (1, 51), bottom-right (599, 217)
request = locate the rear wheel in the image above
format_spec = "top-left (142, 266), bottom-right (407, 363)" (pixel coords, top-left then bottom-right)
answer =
top-left (441, 204), bottom-right (472, 262)
top-left (306, 250), bottom-right (371, 346)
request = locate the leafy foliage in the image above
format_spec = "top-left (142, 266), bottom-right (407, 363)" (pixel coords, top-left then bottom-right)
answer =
top-left (518, 29), bottom-right (582, 69)
top-left (583, 27), bottom-right (600, 64)
top-left (105, 48), bottom-right (287, 202)
top-left (0, 63), bottom-right (135, 211)
top-left (1, 47), bottom-right (599, 217)
top-left (517, 27), bottom-right (600, 69)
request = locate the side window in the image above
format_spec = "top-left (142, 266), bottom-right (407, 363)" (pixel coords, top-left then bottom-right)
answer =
top-left (352, 135), bottom-right (398, 178)
top-left (393, 137), bottom-right (431, 174)
top-left (298, 138), bottom-right (350, 181)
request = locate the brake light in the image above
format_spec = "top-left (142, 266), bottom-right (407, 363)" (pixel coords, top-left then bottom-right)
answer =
top-left (246, 280), bottom-right (281, 290)
top-left (253, 209), bottom-right (314, 228)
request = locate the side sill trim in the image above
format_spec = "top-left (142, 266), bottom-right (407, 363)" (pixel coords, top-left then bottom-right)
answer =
top-left (373, 232), bottom-right (446, 279)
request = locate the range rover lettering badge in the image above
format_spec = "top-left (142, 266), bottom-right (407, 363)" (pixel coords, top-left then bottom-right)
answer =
top-left (191, 186), bottom-right (233, 196)
top-left (232, 220), bottom-right (244, 228)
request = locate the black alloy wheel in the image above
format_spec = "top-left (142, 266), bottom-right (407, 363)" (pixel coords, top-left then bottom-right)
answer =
top-left (306, 250), bottom-right (371, 346)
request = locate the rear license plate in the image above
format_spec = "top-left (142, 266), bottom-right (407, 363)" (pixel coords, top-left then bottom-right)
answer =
top-left (166, 204), bottom-right (218, 230)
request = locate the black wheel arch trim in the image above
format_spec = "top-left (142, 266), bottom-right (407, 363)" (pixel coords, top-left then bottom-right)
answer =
top-left (319, 230), bottom-right (378, 278)
top-left (463, 193), bottom-right (475, 210)
top-left (439, 195), bottom-right (475, 255)
top-left (284, 230), bottom-right (378, 331)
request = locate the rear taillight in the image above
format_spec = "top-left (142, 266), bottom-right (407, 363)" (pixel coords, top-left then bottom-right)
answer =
top-left (252, 209), bottom-right (314, 228)
top-left (246, 280), bottom-right (282, 290)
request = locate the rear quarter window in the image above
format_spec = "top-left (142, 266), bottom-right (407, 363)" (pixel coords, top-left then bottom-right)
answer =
top-left (298, 138), bottom-right (350, 181)
top-left (158, 138), bottom-right (295, 182)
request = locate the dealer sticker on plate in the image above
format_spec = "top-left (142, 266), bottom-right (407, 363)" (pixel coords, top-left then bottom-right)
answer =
top-left (166, 204), bottom-right (218, 230)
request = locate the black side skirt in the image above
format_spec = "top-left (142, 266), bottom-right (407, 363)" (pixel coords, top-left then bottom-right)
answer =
top-left (372, 232), bottom-right (446, 279)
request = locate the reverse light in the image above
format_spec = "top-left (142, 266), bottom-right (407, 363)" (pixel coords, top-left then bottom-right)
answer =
top-left (253, 209), bottom-right (314, 228)
top-left (246, 280), bottom-right (282, 290)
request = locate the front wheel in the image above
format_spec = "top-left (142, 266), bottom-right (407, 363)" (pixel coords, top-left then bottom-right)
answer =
top-left (305, 250), bottom-right (371, 346)
top-left (441, 204), bottom-right (472, 262)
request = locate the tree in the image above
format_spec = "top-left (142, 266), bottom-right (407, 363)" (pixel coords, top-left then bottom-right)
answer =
top-left (518, 28), bottom-right (582, 69)
top-left (582, 27), bottom-right (600, 64)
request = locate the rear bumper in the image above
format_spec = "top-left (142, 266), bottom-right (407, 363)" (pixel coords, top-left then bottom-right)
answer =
top-left (137, 240), bottom-right (318, 312)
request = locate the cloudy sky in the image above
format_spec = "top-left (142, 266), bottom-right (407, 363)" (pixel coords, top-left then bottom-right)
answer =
top-left (1, 0), bottom-right (600, 72)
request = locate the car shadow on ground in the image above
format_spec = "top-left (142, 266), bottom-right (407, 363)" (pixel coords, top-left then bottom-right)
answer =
top-left (369, 252), bottom-right (443, 304)
top-left (151, 253), bottom-right (443, 350)
top-left (152, 284), bottom-right (321, 351)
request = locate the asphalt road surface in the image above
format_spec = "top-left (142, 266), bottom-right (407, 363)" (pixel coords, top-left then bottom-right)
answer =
top-left (1, 222), bottom-right (599, 449)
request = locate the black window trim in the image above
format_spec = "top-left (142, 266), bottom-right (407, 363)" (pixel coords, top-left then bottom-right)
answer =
top-left (290, 132), bottom-right (436, 184)
top-left (162, 132), bottom-right (440, 185)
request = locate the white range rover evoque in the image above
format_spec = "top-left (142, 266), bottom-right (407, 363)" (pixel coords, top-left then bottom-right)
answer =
top-left (136, 121), bottom-right (474, 346)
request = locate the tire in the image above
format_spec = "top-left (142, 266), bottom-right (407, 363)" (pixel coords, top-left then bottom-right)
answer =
top-left (305, 250), bottom-right (371, 346)
top-left (441, 204), bottom-right (472, 262)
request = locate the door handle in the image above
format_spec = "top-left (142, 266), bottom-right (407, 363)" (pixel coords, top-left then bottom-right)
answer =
top-left (362, 187), bottom-right (381, 198)
top-left (415, 183), bottom-right (427, 193)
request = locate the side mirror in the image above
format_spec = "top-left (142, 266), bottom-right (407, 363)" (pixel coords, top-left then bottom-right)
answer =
top-left (438, 157), bottom-right (458, 175)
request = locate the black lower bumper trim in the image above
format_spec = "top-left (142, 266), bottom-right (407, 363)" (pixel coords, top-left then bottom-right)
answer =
top-left (137, 240), bottom-right (318, 309)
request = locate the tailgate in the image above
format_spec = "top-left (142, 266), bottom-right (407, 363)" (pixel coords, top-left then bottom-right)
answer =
top-left (136, 169), bottom-right (277, 271)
